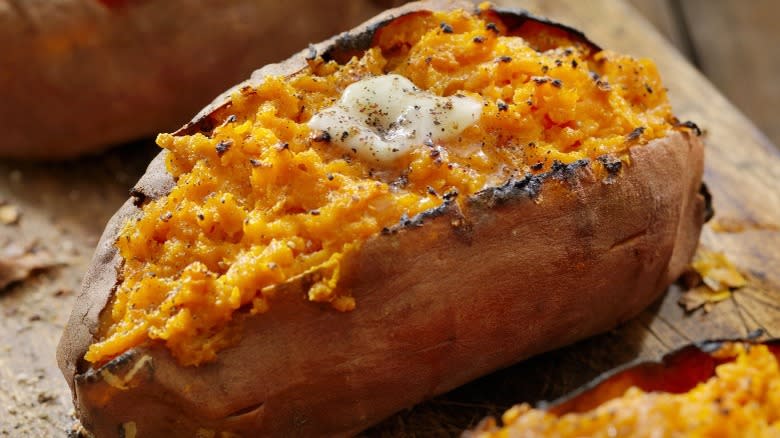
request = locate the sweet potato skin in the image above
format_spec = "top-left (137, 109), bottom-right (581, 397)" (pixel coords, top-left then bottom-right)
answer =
top-left (0, 0), bottom-right (399, 159)
top-left (57, 1), bottom-right (706, 436)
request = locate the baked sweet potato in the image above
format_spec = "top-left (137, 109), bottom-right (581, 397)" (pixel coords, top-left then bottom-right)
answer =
top-left (0, 0), bottom-right (400, 159)
top-left (467, 339), bottom-right (780, 437)
top-left (57, 1), bottom-right (707, 436)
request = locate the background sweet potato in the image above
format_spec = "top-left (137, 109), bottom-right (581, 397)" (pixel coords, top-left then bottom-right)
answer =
top-left (0, 0), bottom-right (401, 159)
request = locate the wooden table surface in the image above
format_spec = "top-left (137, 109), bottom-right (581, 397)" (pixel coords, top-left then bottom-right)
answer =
top-left (629, 0), bottom-right (780, 151)
top-left (1, 0), bottom-right (778, 436)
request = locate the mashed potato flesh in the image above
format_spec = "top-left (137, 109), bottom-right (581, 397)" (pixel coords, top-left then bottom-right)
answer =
top-left (87, 6), bottom-right (674, 365)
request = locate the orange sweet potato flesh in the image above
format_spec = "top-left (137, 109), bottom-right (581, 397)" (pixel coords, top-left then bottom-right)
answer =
top-left (56, 1), bottom-right (706, 436)
top-left (0, 0), bottom-right (399, 159)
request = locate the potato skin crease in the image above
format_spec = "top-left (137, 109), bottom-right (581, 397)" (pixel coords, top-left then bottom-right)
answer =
top-left (57, 1), bottom-right (706, 436)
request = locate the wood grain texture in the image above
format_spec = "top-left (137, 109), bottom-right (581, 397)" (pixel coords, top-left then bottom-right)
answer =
top-left (627, 0), bottom-right (690, 57)
top-left (0, 0), bottom-right (777, 435)
top-left (679, 0), bottom-right (780, 152)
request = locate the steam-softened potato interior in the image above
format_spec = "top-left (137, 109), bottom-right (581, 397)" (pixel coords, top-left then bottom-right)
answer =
top-left (473, 344), bottom-right (780, 437)
top-left (87, 4), bottom-right (675, 366)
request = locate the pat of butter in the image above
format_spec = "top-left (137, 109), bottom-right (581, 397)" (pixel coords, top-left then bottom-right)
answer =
top-left (308, 74), bottom-right (482, 165)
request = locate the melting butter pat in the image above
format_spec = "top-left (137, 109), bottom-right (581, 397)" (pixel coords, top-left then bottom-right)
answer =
top-left (308, 74), bottom-right (482, 165)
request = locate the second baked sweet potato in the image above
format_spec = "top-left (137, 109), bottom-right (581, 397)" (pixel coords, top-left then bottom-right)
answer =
top-left (468, 339), bottom-right (780, 437)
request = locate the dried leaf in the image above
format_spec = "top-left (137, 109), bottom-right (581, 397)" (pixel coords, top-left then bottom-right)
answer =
top-left (679, 249), bottom-right (746, 313)
top-left (679, 286), bottom-right (731, 313)
top-left (0, 204), bottom-right (20, 225)
top-left (691, 249), bottom-right (747, 290)
top-left (0, 244), bottom-right (63, 290)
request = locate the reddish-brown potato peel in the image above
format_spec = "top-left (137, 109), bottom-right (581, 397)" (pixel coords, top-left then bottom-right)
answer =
top-left (57, 1), bottom-right (706, 436)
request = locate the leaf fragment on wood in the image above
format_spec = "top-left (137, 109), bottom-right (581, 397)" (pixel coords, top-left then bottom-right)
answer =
top-left (0, 204), bottom-right (21, 225)
top-left (0, 243), bottom-right (64, 290)
top-left (679, 286), bottom-right (732, 313)
top-left (710, 217), bottom-right (780, 233)
top-left (679, 248), bottom-right (747, 313)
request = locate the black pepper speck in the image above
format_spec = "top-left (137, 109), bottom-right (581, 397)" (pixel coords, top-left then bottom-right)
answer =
top-left (215, 139), bottom-right (233, 156)
top-left (313, 131), bottom-right (331, 142)
top-left (626, 126), bottom-right (646, 141)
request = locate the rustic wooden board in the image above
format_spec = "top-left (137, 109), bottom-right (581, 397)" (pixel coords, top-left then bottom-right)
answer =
top-left (0, 0), bottom-right (777, 435)
top-left (627, 0), bottom-right (780, 163)
top-left (627, 0), bottom-right (691, 58)
top-left (680, 0), bottom-right (780, 151)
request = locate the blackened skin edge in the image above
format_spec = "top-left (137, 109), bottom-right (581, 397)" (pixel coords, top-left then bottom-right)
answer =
top-left (129, 188), bottom-right (147, 207)
top-left (488, 6), bottom-right (602, 52)
top-left (699, 182), bottom-right (714, 222)
top-left (382, 191), bottom-right (459, 234)
top-left (470, 160), bottom-right (588, 208)
top-left (535, 338), bottom-right (780, 414)
top-left (321, 5), bottom-right (603, 62)
top-left (598, 155), bottom-right (623, 175)
top-left (75, 350), bottom-right (137, 385)
top-left (387, 159), bottom-right (591, 235)
top-left (675, 120), bottom-right (703, 136)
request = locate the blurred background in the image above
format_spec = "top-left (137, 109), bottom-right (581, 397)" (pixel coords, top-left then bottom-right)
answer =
top-left (629, 0), bottom-right (779, 149)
